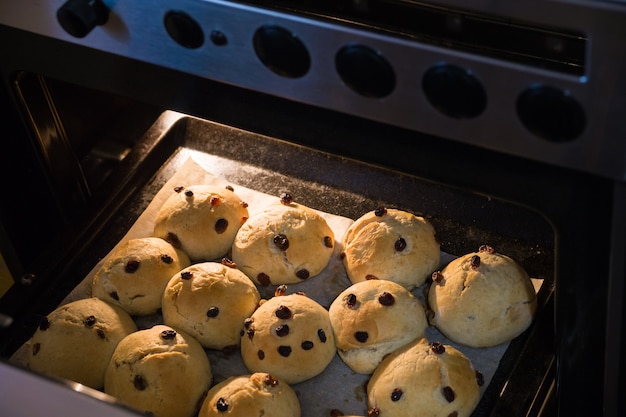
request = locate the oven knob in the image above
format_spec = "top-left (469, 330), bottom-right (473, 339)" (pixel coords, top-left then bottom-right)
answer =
top-left (57, 0), bottom-right (109, 38)
top-left (254, 25), bottom-right (311, 78)
top-left (422, 64), bottom-right (487, 119)
top-left (517, 85), bottom-right (585, 142)
top-left (335, 44), bottom-right (396, 98)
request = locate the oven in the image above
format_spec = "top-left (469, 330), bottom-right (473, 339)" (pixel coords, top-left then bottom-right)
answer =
top-left (0, 1), bottom-right (624, 416)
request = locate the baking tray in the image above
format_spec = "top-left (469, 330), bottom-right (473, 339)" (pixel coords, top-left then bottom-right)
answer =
top-left (9, 110), bottom-right (555, 417)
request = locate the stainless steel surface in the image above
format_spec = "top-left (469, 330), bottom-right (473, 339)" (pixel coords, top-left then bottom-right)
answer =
top-left (1, 0), bottom-right (625, 181)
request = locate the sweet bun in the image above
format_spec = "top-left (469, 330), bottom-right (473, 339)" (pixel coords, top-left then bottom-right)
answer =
top-left (231, 199), bottom-right (335, 286)
top-left (427, 245), bottom-right (537, 347)
top-left (153, 184), bottom-right (249, 261)
top-left (328, 279), bottom-right (427, 374)
top-left (342, 208), bottom-right (440, 290)
top-left (367, 338), bottom-right (482, 417)
top-left (161, 261), bottom-right (261, 350)
top-left (198, 373), bottom-right (300, 417)
top-left (92, 237), bottom-right (191, 316)
top-left (27, 297), bottom-right (137, 389)
top-left (104, 324), bottom-right (212, 417)
top-left (240, 290), bottom-right (336, 384)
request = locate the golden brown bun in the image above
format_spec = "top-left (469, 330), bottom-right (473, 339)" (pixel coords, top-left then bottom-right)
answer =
top-left (153, 184), bottom-right (249, 261)
top-left (198, 373), bottom-right (300, 417)
top-left (232, 202), bottom-right (335, 285)
top-left (342, 208), bottom-right (440, 290)
top-left (27, 297), bottom-right (137, 389)
top-left (367, 338), bottom-right (481, 417)
top-left (104, 325), bottom-right (212, 417)
top-left (92, 237), bottom-right (191, 316)
top-left (240, 292), bottom-right (336, 384)
top-left (428, 246), bottom-right (537, 347)
top-left (161, 262), bottom-right (261, 350)
top-left (329, 279), bottom-right (427, 374)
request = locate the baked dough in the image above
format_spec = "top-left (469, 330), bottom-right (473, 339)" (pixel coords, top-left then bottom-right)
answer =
top-left (231, 200), bottom-right (335, 286)
top-left (427, 245), bottom-right (537, 347)
top-left (367, 338), bottom-right (482, 417)
top-left (92, 237), bottom-right (191, 316)
top-left (153, 184), bottom-right (249, 261)
top-left (198, 373), bottom-right (301, 417)
top-left (328, 279), bottom-right (427, 374)
top-left (342, 208), bottom-right (440, 290)
top-left (104, 324), bottom-right (212, 417)
top-left (240, 291), bottom-right (336, 384)
top-left (27, 297), bottom-right (137, 389)
top-left (161, 261), bottom-right (261, 350)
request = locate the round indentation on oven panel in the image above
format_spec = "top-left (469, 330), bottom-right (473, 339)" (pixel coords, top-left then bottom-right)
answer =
top-left (516, 84), bottom-right (586, 142)
top-left (164, 10), bottom-right (205, 49)
top-left (422, 64), bottom-right (487, 119)
top-left (253, 25), bottom-right (311, 78)
top-left (335, 44), bottom-right (396, 98)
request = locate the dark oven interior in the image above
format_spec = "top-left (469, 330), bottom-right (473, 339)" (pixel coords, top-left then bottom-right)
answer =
top-left (0, 1), bottom-right (625, 417)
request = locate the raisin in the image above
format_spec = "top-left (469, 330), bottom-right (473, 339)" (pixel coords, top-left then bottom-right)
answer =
top-left (241, 202), bottom-right (249, 209)
top-left (479, 245), bottom-right (494, 254)
top-left (161, 254), bottom-right (173, 264)
top-left (181, 271), bottom-right (193, 280)
top-left (216, 397), bottom-right (229, 412)
top-left (244, 318), bottom-right (253, 328)
top-left (184, 190), bottom-right (194, 197)
top-left (161, 329), bottom-right (177, 340)
top-left (257, 273), bottom-right (271, 286)
top-left (225, 185), bottom-right (234, 192)
top-left (165, 232), bottom-right (181, 249)
top-left (125, 260), bottom-right (140, 273)
top-left (394, 237), bottom-right (407, 252)
top-left (221, 257), bottom-right (236, 268)
top-left (355, 331), bottom-right (369, 343)
top-left (296, 269), bottom-right (310, 280)
top-left (318, 329), bottom-right (327, 343)
top-left (278, 345), bottom-right (292, 357)
top-left (264, 374), bottom-right (279, 387)
top-left (324, 236), bottom-right (334, 248)
top-left (32, 343), bottom-right (40, 356)
top-left (391, 388), bottom-right (403, 401)
top-left (442, 386), bottom-right (455, 402)
top-left (258, 350), bottom-right (265, 360)
top-left (109, 291), bottom-right (119, 301)
top-left (207, 307), bottom-right (220, 318)
top-left (247, 328), bottom-right (255, 340)
top-left (448, 412), bottom-right (459, 417)
top-left (97, 329), bottom-right (106, 339)
top-left (134, 375), bottom-right (147, 390)
top-left (476, 371), bottom-right (485, 387)
top-left (275, 324), bottom-right (290, 337)
top-left (378, 292), bottom-right (395, 306)
top-left (275, 305), bottom-right (292, 320)
top-left (174, 186), bottom-right (184, 193)
top-left (365, 274), bottom-right (379, 280)
top-left (280, 193), bottom-right (294, 205)
top-left (470, 255), bottom-right (481, 269)
top-left (301, 340), bottom-right (314, 350)
top-left (273, 234), bottom-right (289, 251)
top-left (346, 293), bottom-right (357, 308)
top-left (374, 207), bottom-right (387, 217)
top-left (339, 252), bottom-right (346, 260)
top-left (84, 315), bottom-right (96, 327)
top-left (432, 271), bottom-right (444, 284)
top-left (367, 408), bottom-right (381, 417)
top-left (215, 218), bottom-right (228, 234)
top-left (39, 317), bottom-right (50, 331)
top-left (431, 342), bottom-right (445, 354)
top-left (210, 196), bottom-right (221, 207)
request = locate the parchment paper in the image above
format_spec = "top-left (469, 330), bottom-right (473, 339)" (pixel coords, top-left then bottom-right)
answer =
top-left (11, 156), bottom-right (543, 417)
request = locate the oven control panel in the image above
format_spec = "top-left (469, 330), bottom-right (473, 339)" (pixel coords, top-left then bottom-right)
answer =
top-left (1, 0), bottom-right (625, 181)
